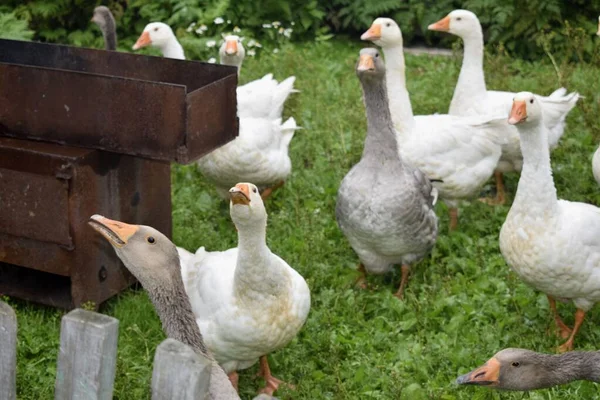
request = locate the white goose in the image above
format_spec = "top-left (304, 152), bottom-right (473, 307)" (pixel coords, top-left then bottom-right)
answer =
top-left (500, 92), bottom-right (600, 353)
top-left (219, 35), bottom-right (297, 121)
top-left (362, 18), bottom-right (506, 230)
top-left (132, 22), bottom-right (185, 59)
top-left (177, 182), bottom-right (311, 395)
top-left (428, 10), bottom-right (579, 204)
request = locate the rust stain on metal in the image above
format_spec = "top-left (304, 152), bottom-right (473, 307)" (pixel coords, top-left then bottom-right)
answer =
top-left (0, 38), bottom-right (239, 164)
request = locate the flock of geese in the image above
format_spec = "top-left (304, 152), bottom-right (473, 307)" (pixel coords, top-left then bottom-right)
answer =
top-left (86, 6), bottom-right (600, 397)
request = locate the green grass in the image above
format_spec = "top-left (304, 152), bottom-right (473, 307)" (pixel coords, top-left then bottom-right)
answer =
top-left (6, 39), bottom-right (600, 399)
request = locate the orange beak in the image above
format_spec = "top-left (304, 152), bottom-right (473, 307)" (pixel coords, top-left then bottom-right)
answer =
top-left (456, 357), bottom-right (501, 386)
top-left (88, 215), bottom-right (139, 247)
top-left (132, 31), bottom-right (151, 50)
top-left (428, 16), bottom-right (451, 32)
top-left (357, 55), bottom-right (375, 72)
top-left (361, 23), bottom-right (382, 41)
top-left (229, 183), bottom-right (251, 205)
top-left (508, 100), bottom-right (527, 125)
top-left (225, 39), bottom-right (238, 55)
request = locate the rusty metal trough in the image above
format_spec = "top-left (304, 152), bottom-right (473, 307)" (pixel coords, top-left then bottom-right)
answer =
top-left (0, 39), bottom-right (238, 309)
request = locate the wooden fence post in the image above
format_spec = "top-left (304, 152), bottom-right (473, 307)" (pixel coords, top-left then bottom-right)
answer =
top-left (0, 301), bottom-right (17, 400)
top-left (54, 309), bottom-right (119, 400)
top-left (151, 338), bottom-right (212, 400)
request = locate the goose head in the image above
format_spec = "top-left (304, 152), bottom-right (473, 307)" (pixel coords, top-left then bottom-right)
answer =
top-left (91, 6), bottom-right (113, 31)
top-left (508, 92), bottom-right (543, 126)
top-left (428, 10), bottom-right (481, 38)
top-left (89, 215), bottom-right (180, 288)
top-left (133, 22), bottom-right (177, 51)
top-left (457, 348), bottom-right (563, 390)
top-left (361, 18), bottom-right (403, 48)
top-left (356, 48), bottom-right (385, 81)
top-left (219, 35), bottom-right (246, 69)
top-left (229, 183), bottom-right (267, 228)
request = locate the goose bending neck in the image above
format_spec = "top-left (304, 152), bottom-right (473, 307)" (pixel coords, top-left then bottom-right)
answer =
top-left (450, 28), bottom-right (486, 115)
top-left (380, 45), bottom-right (415, 134)
top-left (361, 75), bottom-right (400, 161)
top-left (532, 351), bottom-right (600, 387)
top-left (234, 220), bottom-right (288, 296)
top-left (512, 122), bottom-right (558, 217)
top-left (102, 19), bottom-right (117, 51)
top-left (147, 272), bottom-right (210, 357)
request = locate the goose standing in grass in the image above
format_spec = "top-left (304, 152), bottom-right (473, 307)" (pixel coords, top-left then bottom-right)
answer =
top-left (90, 184), bottom-right (309, 396)
top-left (428, 10), bottom-right (579, 205)
top-left (177, 183), bottom-right (310, 394)
top-left (91, 6), bottom-right (117, 51)
top-left (336, 48), bottom-right (438, 298)
top-left (132, 22), bottom-right (185, 59)
top-left (500, 92), bottom-right (600, 352)
top-left (219, 35), bottom-right (298, 121)
top-left (362, 18), bottom-right (506, 230)
top-left (88, 215), bottom-right (241, 400)
top-left (457, 348), bottom-right (600, 390)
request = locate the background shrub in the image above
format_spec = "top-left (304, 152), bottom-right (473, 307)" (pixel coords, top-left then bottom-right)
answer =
top-left (1, 0), bottom-right (600, 62)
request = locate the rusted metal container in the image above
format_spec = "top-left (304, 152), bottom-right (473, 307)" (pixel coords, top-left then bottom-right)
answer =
top-left (0, 137), bottom-right (171, 309)
top-left (0, 39), bottom-right (238, 164)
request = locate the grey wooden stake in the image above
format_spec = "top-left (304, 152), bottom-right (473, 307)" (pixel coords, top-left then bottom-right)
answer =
top-left (54, 309), bottom-right (119, 400)
top-left (151, 338), bottom-right (212, 400)
top-left (0, 301), bottom-right (17, 400)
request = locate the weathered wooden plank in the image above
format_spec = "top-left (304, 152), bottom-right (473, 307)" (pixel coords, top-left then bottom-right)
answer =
top-left (151, 338), bottom-right (212, 400)
top-left (0, 301), bottom-right (17, 400)
top-left (54, 309), bottom-right (119, 400)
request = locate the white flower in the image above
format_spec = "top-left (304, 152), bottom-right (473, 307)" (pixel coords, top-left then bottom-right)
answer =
top-left (200, 24), bottom-right (208, 32)
top-left (227, 20), bottom-right (231, 24)
top-left (278, 27), bottom-right (284, 34)
top-left (195, 27), bottom-right (204, 34)
top-left (233, 26), bottom-right (241, 33)
top-left (214, 17), bottom-right (224, 24)
top-left (247, 49), bottom-right (256, 57)
top-left (273, 48), bottom-right (279, 53)
top-left (283, 28), bottom-right (293, 38)
top-left (206, 40), bottom-right (216, 48)
top-left (254, 41), bottom-right (262, 48)
top-left (272, 21), bottom-right (281, 28)
top-left (208, 57), bottom-right (216, 64)
top-left (262, 23), bottom-right (272, 28)
top-left (291, 21), bottom-right (295, 26)
top-left (186, 22), bottom-right (196, 32)
top-left (247, 39), bottom-right (256, 47)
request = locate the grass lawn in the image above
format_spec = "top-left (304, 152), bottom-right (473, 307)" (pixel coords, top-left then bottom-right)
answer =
top-left (5, 38), bottom-right (600, 399)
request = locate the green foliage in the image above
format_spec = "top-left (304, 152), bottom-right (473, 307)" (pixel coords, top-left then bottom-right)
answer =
top-left (7, 39), bottom-right (600, 399)
top-left (0, 11), bottom-right (34, 40)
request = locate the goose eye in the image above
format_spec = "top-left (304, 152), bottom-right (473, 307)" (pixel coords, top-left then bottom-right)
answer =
top-left (386, 23), bottom-right (391, 27)
top-left (511, 362), bottom-right (520, 367)
top-left (457, 17), bottom-right (462, 21)
top-left (530, 99), bottom-right (534, 104)
top-left (375, 53), bottom-right (379, 58)
top-left (154, 27), bottom-right (159, 32)
top-left (147, 236), bottom-right (156, 244)
top-left (252, 187), bottom-right (258, 193)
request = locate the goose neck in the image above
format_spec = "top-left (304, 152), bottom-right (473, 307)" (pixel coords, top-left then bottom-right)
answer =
top-left (380, 45), bottom-right (415, 134)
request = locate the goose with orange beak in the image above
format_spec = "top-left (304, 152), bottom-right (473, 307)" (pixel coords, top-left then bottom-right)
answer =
top-left (177, 182), bottom-right (310, 395)
top-left (219, 35), bottom-right (246, 74)
top-left (500, 92), bottom-right (600, 353)
top-left (360, 17), bottom-right (508, 231)
top-left (132, 22), bottom-right (185, 60)
top-left (336, 48), bottom-right (438, 299)
top-left (457, 348), bottom-right (600, 390)
top-left (427, 10), bottom-right (579, 205)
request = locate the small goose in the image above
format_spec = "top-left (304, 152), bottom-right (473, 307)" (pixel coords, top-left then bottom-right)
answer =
top-left (362, 18), bottom-right (506, 230)
top-left (500, 92), bottom-right (600, 352)
top-left (88, 215), bottom-right (240, 399)
top-left (428, 10), bottom-right (579, 205)
top-left (177, 182), bottom-right (310, 395)
top-left (336, 48), bottom-right (438, 298)
top-left (132, 22), bottom-right (185, 60)
top-left (457, 348), bottom-right (600, 390)
top-left (91, 6), bottom-right (117, 51)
